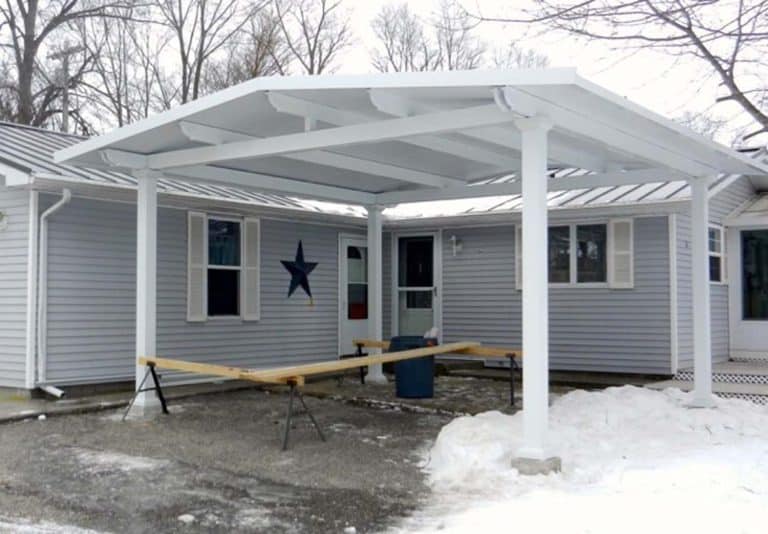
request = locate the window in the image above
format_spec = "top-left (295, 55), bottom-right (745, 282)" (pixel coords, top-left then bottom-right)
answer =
top-left (547, 224), bottom-right (608, 284)
top-left (187, 212), bottom-right (260, 322)
top-left (347, 246), bottom-right (368, 320)
top-left (516, 220), bottom-right (631, 289)
top-left (548, 226), bottom-right (571, 283)
top-left (709, 226), bottom-right (725, 283)
top-left (576, 224), bottom-right (607, 283)
top-left (208, 218), bottom-right (241, 316)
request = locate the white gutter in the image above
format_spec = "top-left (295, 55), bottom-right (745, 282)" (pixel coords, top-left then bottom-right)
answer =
top-left (36, 188), bottom-right (71, 397)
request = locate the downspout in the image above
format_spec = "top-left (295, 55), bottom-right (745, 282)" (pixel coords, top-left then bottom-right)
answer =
top-left (36, 189), bottom-right (71, 397)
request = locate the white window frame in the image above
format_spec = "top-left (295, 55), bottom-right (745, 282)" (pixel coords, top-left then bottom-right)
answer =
top-left (708, 224), bottom-right (727, 284)
top-left (552, 222), bottom-right (610, 288)
top-left (206, 214), bottom-right (244, 320)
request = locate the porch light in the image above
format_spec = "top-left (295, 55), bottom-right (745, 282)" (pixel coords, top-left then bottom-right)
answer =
top-left (450, 235), bottom-right (463, 256)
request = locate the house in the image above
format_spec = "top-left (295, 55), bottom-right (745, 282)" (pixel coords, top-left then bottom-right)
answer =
top-left (1, 70), bottom-right (766, 460)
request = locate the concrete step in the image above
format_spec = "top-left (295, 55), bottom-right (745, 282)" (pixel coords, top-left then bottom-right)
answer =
top-left (647, 379), bottom-right (768, 405)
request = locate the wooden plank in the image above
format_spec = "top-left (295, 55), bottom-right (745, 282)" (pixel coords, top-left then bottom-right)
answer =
top-left (353, 338), bottom-right (390, 350)
top-left (253, 341), bottom-right (479, 382)
top-left (352, 339), bottom-right (522, 359)
top-left (454, 346), bottom-right (522, 359)
top-left (140, 341), bottom-right (478, 386)
top-left (138, 357), bottom-right (302, 385)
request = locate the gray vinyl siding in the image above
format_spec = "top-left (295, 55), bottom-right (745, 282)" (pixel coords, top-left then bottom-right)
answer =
top-left (42, 194), bottom-right (354, 385)
top-left (675, 177), bottom-right (755, 368)
top-left (440, 217), bottom-right (672, 374)
top-left (676, 214), bottom-right (693, 369)
top-left (0, 187), bottom-right (30, 387)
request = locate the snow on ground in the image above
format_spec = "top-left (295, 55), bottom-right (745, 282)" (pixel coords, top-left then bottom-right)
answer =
top-left (395, 386), bottom-right (768, 534)
top-left (0, 517), bottom-right (106, 534)
top-left (74, 448), bottom-right (169, 474)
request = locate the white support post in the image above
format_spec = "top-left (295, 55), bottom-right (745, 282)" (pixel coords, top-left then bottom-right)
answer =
top-left (689, 177), bottom-right (714, 407)
top-left (366, 205), bottom-right (387, 384)
top-left (133, 171), bottom-right (160, 412)
top-left (516, 116), bottom-right (553, 460)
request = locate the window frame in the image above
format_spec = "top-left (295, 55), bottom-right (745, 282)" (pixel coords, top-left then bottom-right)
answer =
top-left (550, 222), bottom-right (610, 288)
top-left (708, 224), bottom-right (727, 284)
top-left (206, 214), bottom-right (244, 320)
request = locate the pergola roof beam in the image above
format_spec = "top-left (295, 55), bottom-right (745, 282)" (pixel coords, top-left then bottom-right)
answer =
top-left (369, 88), bottom-right (604, 172)
top-left (375, 168), bottom-right (676, 204)
top-left (500, 87), bottom-right (713, 176)
top-left (178, 121), bottom-right (465, 189)
top-left (170, 165), bottom-right (376, 205)
top-left (99, 147), bottom-right (373, 204)
top-left (147, 105), bottom-right (516, 172)
top-left (266, 92), bottom-right (521, 169)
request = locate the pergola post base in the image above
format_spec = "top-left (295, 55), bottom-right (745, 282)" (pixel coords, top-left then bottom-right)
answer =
top-left (511, 455), bottom-right (562, 476)
top-left (688, 395), bottom-right (717, 409)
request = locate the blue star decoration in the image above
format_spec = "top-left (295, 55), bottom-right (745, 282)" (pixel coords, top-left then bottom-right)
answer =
top-left (281, 241), bottom-right (318, 303)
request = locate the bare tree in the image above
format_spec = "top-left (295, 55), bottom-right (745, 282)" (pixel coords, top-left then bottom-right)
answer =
top-left (274, 0), bottom-right (352, 75)
top-left (156, 0), bottom-right (267, 103)
top-left (204, 10), bottom-right (289, 91)
top-left (492, 42), bottom-right (550, 69)
top-left (479, 1), bottom-right (768, 143)
top-left (76, 4), bottom-right (169, 128)
top-left (370, 3), bottom-right (439, 73)
top-left (0, 0), bottom-right (133, 126)
top-left (433, 0), bottom-right (486, 71)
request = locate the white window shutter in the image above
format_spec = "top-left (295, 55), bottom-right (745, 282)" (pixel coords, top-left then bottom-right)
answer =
top-left (187, 212), bottom-right (207, 321)
top-left (609, 219), bottom-right (634, 289)
top-left (514, 224), bottom-right (522, 290)
top-left (242, 217), bottom-right (261, 320)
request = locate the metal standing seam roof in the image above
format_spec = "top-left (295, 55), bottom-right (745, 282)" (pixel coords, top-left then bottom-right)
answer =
top-left (0, 121), bottom-right (765, 221)
top-left (0, 121), bottom-right (367, 218)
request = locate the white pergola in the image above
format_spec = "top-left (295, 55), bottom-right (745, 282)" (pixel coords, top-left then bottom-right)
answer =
top-left (56, 69), bottom-right (768, 461)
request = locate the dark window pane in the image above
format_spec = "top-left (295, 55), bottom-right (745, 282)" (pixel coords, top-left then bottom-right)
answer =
top-left (406, 290), bottom-right (432, 309)
top-left (742, 230), bottom-right (768, 320)
top-left (208, 269), bottom-right (239, 316)
top-left (398, 237), bottom-right (433, 287)
top-left (708, 228), bottom-right (721, 254)
top-left (709, 255), bottom-right (722, 282)
top-left (577, 224), bottom-right (607, 283)
top-left (209, 219), bottom-right (240, 266)
top-left (348, 283), bottom-right (368, 319)
top-left (548, 226), bottom-right (570, 283)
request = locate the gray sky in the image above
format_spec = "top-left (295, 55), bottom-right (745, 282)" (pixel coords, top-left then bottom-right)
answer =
top-left (337, 0), bottom-right (749, 144)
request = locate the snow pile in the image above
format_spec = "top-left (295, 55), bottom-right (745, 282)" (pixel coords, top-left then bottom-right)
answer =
top-left (403, 386), bottom-right (768, 533)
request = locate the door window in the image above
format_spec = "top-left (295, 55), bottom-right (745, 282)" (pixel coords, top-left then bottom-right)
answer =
top-left (742, 230), bottom-right (768, 320)
top-left (346, 246), bottom-right (368, 320)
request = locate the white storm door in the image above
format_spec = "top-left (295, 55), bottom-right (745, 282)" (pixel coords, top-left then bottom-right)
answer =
top-left (395, 234), bottom-right (439, 337)
top-left (729, 228), bottom-right (768, 356)
top-left (339, 236), bottom-right (369, 355)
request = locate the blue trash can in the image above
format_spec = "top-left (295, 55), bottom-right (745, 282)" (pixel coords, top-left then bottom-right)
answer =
top-left (392, 336), bottom-right (437, 399)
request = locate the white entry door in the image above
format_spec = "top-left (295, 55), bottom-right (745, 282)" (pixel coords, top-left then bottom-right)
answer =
top-left (394, 233), bottom-right (441, 337)
top-left (729, 227), bottom-right (768, 357)
top-left (339, 236), bottom-right (369, 355)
